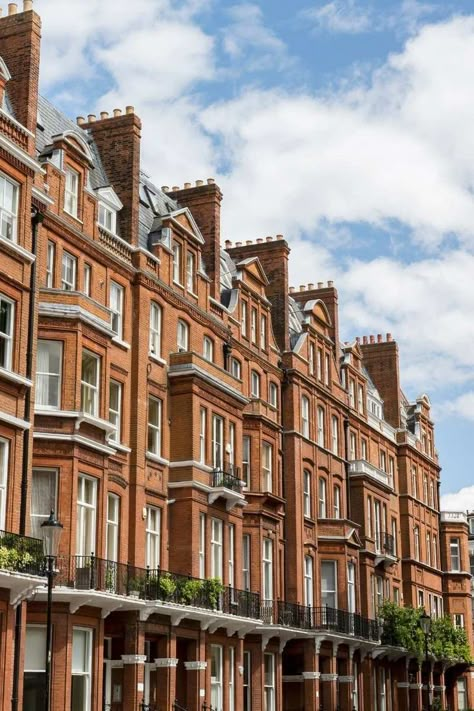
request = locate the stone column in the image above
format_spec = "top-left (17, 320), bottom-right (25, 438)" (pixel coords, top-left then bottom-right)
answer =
top-left (438, 666), bottom-right (447, 709)
top-left (396, 658), bottom-right (410, 711)
top-left (339, 648), bottom-right (355, 711)
top-left (155, 652), bottom-right (178, 710)
top-left (409, 665), bottom-right (423, 711)
top-left (184, 660), bottom-right (207, 709)
top-left (121, 617), bottom-right (146, 710)
top-left (361, 652), bottom-right (374, 709)
top-left (235, 637), bottom-right (244, 711)
top-left (320, 643), bottom-right (339, 710)
top-left (302, 639), bottom-right (321, 711)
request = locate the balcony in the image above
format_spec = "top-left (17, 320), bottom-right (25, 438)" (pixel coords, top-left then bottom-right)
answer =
top-left (348, 459), bottom-right (393, 491)
top-left (375, 532), bottom-right (397, 568)
top-left (0, 530), bottom-right (45, 604)
top-left (260, 600), bottom-right (380, 643)
top-left (209, 466), bottom-right (246, 511)
top-left (441, 511), bottom-right (468, 525)
top-left (45, 556), bottom-right (261, 632)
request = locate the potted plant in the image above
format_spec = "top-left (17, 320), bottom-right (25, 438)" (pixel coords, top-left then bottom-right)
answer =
top-left (128, 577), bottom-right (143, 598)
top-left (157, 573), bottom-right (177, 601)
top-left (105, 566), bottom-right (116, 593)
top-left (179, 579), bottom-right (204, 605)
top-left (203, 578), bottom-right (225, 610)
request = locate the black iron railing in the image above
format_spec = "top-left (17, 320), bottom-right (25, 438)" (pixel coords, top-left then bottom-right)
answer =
top-left (261, 599), bottom-right (313, 629)
top-left (139, 704), bottom-right (160, 711)
top-left (172, 701), bottom-right (188, 711)
top-left (0, 529), bottom-right (44, 576)
top-left (53, 556), bottom-right (261, 620)
top-left (382, 531), bottom-right (396, 556)
top-left (212, 466), bottom-right (242, 492)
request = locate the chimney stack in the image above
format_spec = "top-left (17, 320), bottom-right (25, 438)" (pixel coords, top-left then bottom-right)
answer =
top-left (8, 4), bottom-right (17, 15)
top-left (360, 334), bottom-right (401, 428)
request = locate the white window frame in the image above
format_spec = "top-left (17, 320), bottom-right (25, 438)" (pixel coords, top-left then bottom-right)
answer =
top-left (0, 295), bottom-right (14, 371)
top-left (250, 370), bottom-right (260, 398)
top-left (262, 538), bottom-right (273, 601)
top-left (317, 406), bottom-right (325, 447)
top-left (321, 560), bottom-right (337, 608)
top-left (262, 442), bottom-right (273, 492)
top-left (260, 314), bottom-right (267, 349)
top-left (71, 627), bottom-right (93, 711)
top-left (450, 538), bottom-right (461, 571)
top-left (64, 167), bottom-right (79, 218)
top-left (199, 408), bottom-right (207, 464)
top-left (414, 526), bottom-right (420, 562)
top-left (358, 384), bottom-right (364, 414)
top-left (264, 653), bottom-right (275, 711)
top-left (35, 340), bottom-right (62, 410)
top-left (172, 241), bottom-right (182, 284)
top-left (186, 251), bottom-right (195, 292)
top-left (331, 415), bottom-right (339, 454)
top-left (228, 523), bottom-right (235, 588)
top-left (243, 651), bottom-right (251, 711)
top-left (229, 646), bottom-right (235, 711)
top-left (108, 380), bottom-right (122, 443)
top-left (147, 396), bottom-right (162, 456)
top-left (301, 396), bottom-right (310, 438)
top-left (303, 470), bottom-right (311, 518)
top-left (324, 353), bottom-right (330, 385)
top-left (212, 415), bottom-right (224, 469)
top-left (80, 350), bottom-right (100, 417)
top-left (149, 302), bottom-right (162, 358)
top-left (76, 474), bottom-right (97, 556)
top-left (309, 343), bottom-right (315, 375)
top-left (457, 678), bottom-right (467, 711)
top-left (61, 251), bottom-right (77, 291)
top-left (230, 357), bottom-right (241, 380)
top-left (210, 644), bottom-right (223, 711)
top-left (145, 506), bottom-right (161, 569)
top-left (242, 534), bottom-right (251, 591)
top-left (347, 562), bottom-right (356, 614)
top-left (98, 202), bottom-right (117, 233)
top-left (250, 307), bottom-right (257, 344)
top-left (243, 435), bottom-right (250, 487)
top-left (317, 348), bottom-right (323, 381)
top-left (83, 263), bottom-right (91, 297)
top-left (199, 513), bottom-right (206, 578)
top-left (304, 555), bottom-right (313, 607)
top-left (349, 379), bottom-right (355, 408)
top-left (318, 478), bottom-right (327, 518)
top-left (349, 432), bottom-right (356, 460)
top-left (110, 281), bottom-right (124, 340)
top-left (241, 300), bottom-right (248, 337)
top-left (46, 241), bottom-right (55, 287)
top-left (333, 485), bottom-right (341, 519)
top-left (0, 172), bottom-right (19, 242)
top-left (177, 319), bottom-right (189, 352)
top-left (269, 382), bottom-right (278, 408)
top-left (203, 336), bottom-right (214, 362)
top-left (211, 518), bottom-right (223, 579)
top-left (30, 467), bottom-right (57, 539)
top-left (106, 493), bottom-right (120, 562)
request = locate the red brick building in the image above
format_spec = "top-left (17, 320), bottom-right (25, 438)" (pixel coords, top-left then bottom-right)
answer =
top-left (0, 2), bottom-right (472, 710)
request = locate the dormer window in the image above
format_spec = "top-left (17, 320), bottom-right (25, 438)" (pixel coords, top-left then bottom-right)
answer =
top-left (64, 167), bottom-right (79, 218)
top-left (0, 173), bottom-right (18, 242)
top-left (98, 202), bottom-right (117, 234)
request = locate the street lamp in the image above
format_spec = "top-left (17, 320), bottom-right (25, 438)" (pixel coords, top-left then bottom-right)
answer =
top-left (40, 510), bottom-right (63, 711)
top-left (420, 610), bottom-right (432, 711)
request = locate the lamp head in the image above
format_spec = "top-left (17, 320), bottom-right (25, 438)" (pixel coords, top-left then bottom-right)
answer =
top-left (40, 510), bottom-right (63, 558)
top-left (420, 610), bottom-right (431, 636)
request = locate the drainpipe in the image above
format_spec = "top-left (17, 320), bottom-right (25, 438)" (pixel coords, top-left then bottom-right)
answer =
top-left (343, 417), bottom-right (351, 521)
top-left (11, 205), bottom-right (43, 711)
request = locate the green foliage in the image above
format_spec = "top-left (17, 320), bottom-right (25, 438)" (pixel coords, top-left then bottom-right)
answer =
top-left (156, 573), bottom-right (177, 600)
top-left (203, 577), bottom-right (225, 610)
top-left (128, 576), bottom-right (143, 594)
top-left (379, 601), bottom-right (472, 663)
top-left (0, 545), bottom-right (35, 572)
top-left (179, 578), bottom-right (204, 604)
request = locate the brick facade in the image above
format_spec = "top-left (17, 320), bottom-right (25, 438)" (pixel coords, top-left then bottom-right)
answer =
top-left (0, 3), bottom-right (471, 711)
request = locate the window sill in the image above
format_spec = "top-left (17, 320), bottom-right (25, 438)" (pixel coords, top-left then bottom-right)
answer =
top-left (112, 336), bottom-right (131, 351)
top-left (76, 412), bottom-right (116, 434)
top-left (0, 367), bottom-right (32, 388)
top-left (149, 353), bottom-right (167, 366)
top-left (146, 451), bottom-right (170, 466)
top-left (63, 209), bottom-right (83, 224)
top-left (110, 441), bottom-right (132, 454)
top-left (173, 280), bottom-right (185, 289)
top-left (0, 234), bottom-right (35, 263)
top-left (35, 408), bottom-right (78, 417)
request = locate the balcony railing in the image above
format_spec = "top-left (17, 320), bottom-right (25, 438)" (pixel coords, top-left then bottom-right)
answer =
top-left (261, 600), bottom-right (380, 642)
top-left (212, 466), bottom-right (242, 493)
top-left (349, 459), bottom-right (393, 490)
top-left (382, 532), bottom-right (395, 556)
top-left (53, 556), bottom-right (261, 620)
top-left (0, 529), bottom-right (44, 576)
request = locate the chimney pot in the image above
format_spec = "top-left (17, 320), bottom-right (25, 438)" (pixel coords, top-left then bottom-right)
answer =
top-left (172, 186), bottom-right (180, 191)
top-left (8, 3), bottom-right (17, 15)
top-left (328, 280), bottom-right (334, 287)
top-left (76, 116), bottom-right (85, 126)
top-left (356, 337), bottom-right (360, 344)
top-left (256, 238), bottom-right (263, 243)
top-left (225, 240), bottom-right (232, 248)
top-left (363, 336), bottom-right (368, 344)
top-left (266, 236), bottom-right (273, 242)
top-left (23, 0), bottom-right (33, 10)
top-left (236, 242), bottom-right (242, 247)
top-left (125, 105), bottom-right (134, 115)
top-left (289, 286), bottom-right (295, 293)
top-left (113, 108), bottom-right (122, 117)
top-left (207, 178), bottom-right (215, 184)
top-left (276, 234), bottom-right (284, 239)
top-left (87, 114), bottom-right (96, 123)
top-left (246, 240), bottom-right (252, 245)
top-left (317, 282), bottom-right (323, 288)
top-left (161, 186), bottom-right (169, 192)
top-left (300, 285), bottom-right (306, 291)
top-left (184, 182), bottom-right (191, 189)
top-left (308, 283), bottom-right (314, 290)
top-left (100, 111), bottom-right (109, 120)
top-left (370, 335), bottom-right (375, 344)
top-left (377, 334), bottom-right (382, 343)
top-left (386, 333), bottom-right (392, 342)
top-left (195, 180), bottom-right (204, 187)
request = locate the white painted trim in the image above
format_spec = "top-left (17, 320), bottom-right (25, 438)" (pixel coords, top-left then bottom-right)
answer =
top-left (169, 460), bottom-right (213, 473)
top-left (38, 302), bottom-right (116, 338)
top-left (121, 655), bottom-right (147, 665)
top-left (33, 431), bottom-right (115, 456)
top-left (0, 367), bottom-right (32, 387)
top-left (0, 133), bottom-right (44, 173)
top-left (0, 235), bottom-right (35, 263)
top-left (32, 186), bottom-right (55, 206)
top-left (146, 452), bottom-right (170, 466)
top-left (168, 363), bottom-right (248, 404)
top-left (0, 410), bottom-right (30, 430)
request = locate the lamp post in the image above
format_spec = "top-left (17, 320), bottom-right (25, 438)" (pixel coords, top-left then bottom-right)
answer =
top-left (40, 510), bottom-right (63, 711)
top-left (420, 610), bottom-right (432, 711)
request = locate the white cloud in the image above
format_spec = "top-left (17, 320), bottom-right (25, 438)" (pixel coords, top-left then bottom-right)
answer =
top-left (443, 392), bottom-right (474, 422)
top-left (222, 3), bottom-right (289, 70)
top-left (441, 486), bottom-right (474, 512)
top-left (301, 0), bottom-right (435, 36)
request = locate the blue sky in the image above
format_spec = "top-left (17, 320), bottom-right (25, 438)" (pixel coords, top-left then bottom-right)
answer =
top-left (37, 0), bottom-right (474, 506)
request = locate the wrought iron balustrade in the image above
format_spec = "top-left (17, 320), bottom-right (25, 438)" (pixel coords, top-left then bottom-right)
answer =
top-left (212, 466), bottom-right (242, 492)
top-left (382, 531), bottom-right (396, 556)
top-left (261, 599), bottom-right (313, 629)
top-left (0, 529), bottom-right (44, 576)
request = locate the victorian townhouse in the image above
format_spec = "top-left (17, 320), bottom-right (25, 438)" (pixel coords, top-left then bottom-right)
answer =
top-left (0, 2), bottom-right (472, 711)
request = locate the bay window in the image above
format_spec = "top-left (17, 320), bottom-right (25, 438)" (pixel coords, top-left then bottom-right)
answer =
top-left (106, 494), bottom-right (120, 563)
top-left (76, 475), bottom-right (97, 556)
top-left (333, 485), bottom-right (341, 519)
top-left (212, 415), bottom-right (224, 469)
top-left (177, 319), bottom-right (189, 351)
top-left (203, 336), bottom-right (214, 362)
top-left (199, 513), bottom-right (206, 578)
top-left (242, 435), bottom-right (250, 487)
top-left (81, 350), bottom-right (100, 416)
top-left (303, 469), bottom-right (311, 518)
top-left (199, 408), bottom-right (207, 464)
top-left (262, 442), bottom-right (273, 492)
top-left (251, 370), bottom-right (260, 397)
top-left (242, 534), bottom-right (251, 590)
top-left (450, 538), bottom-right (461, 571)
top-left (262, 538), bottom-right (273, 601)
